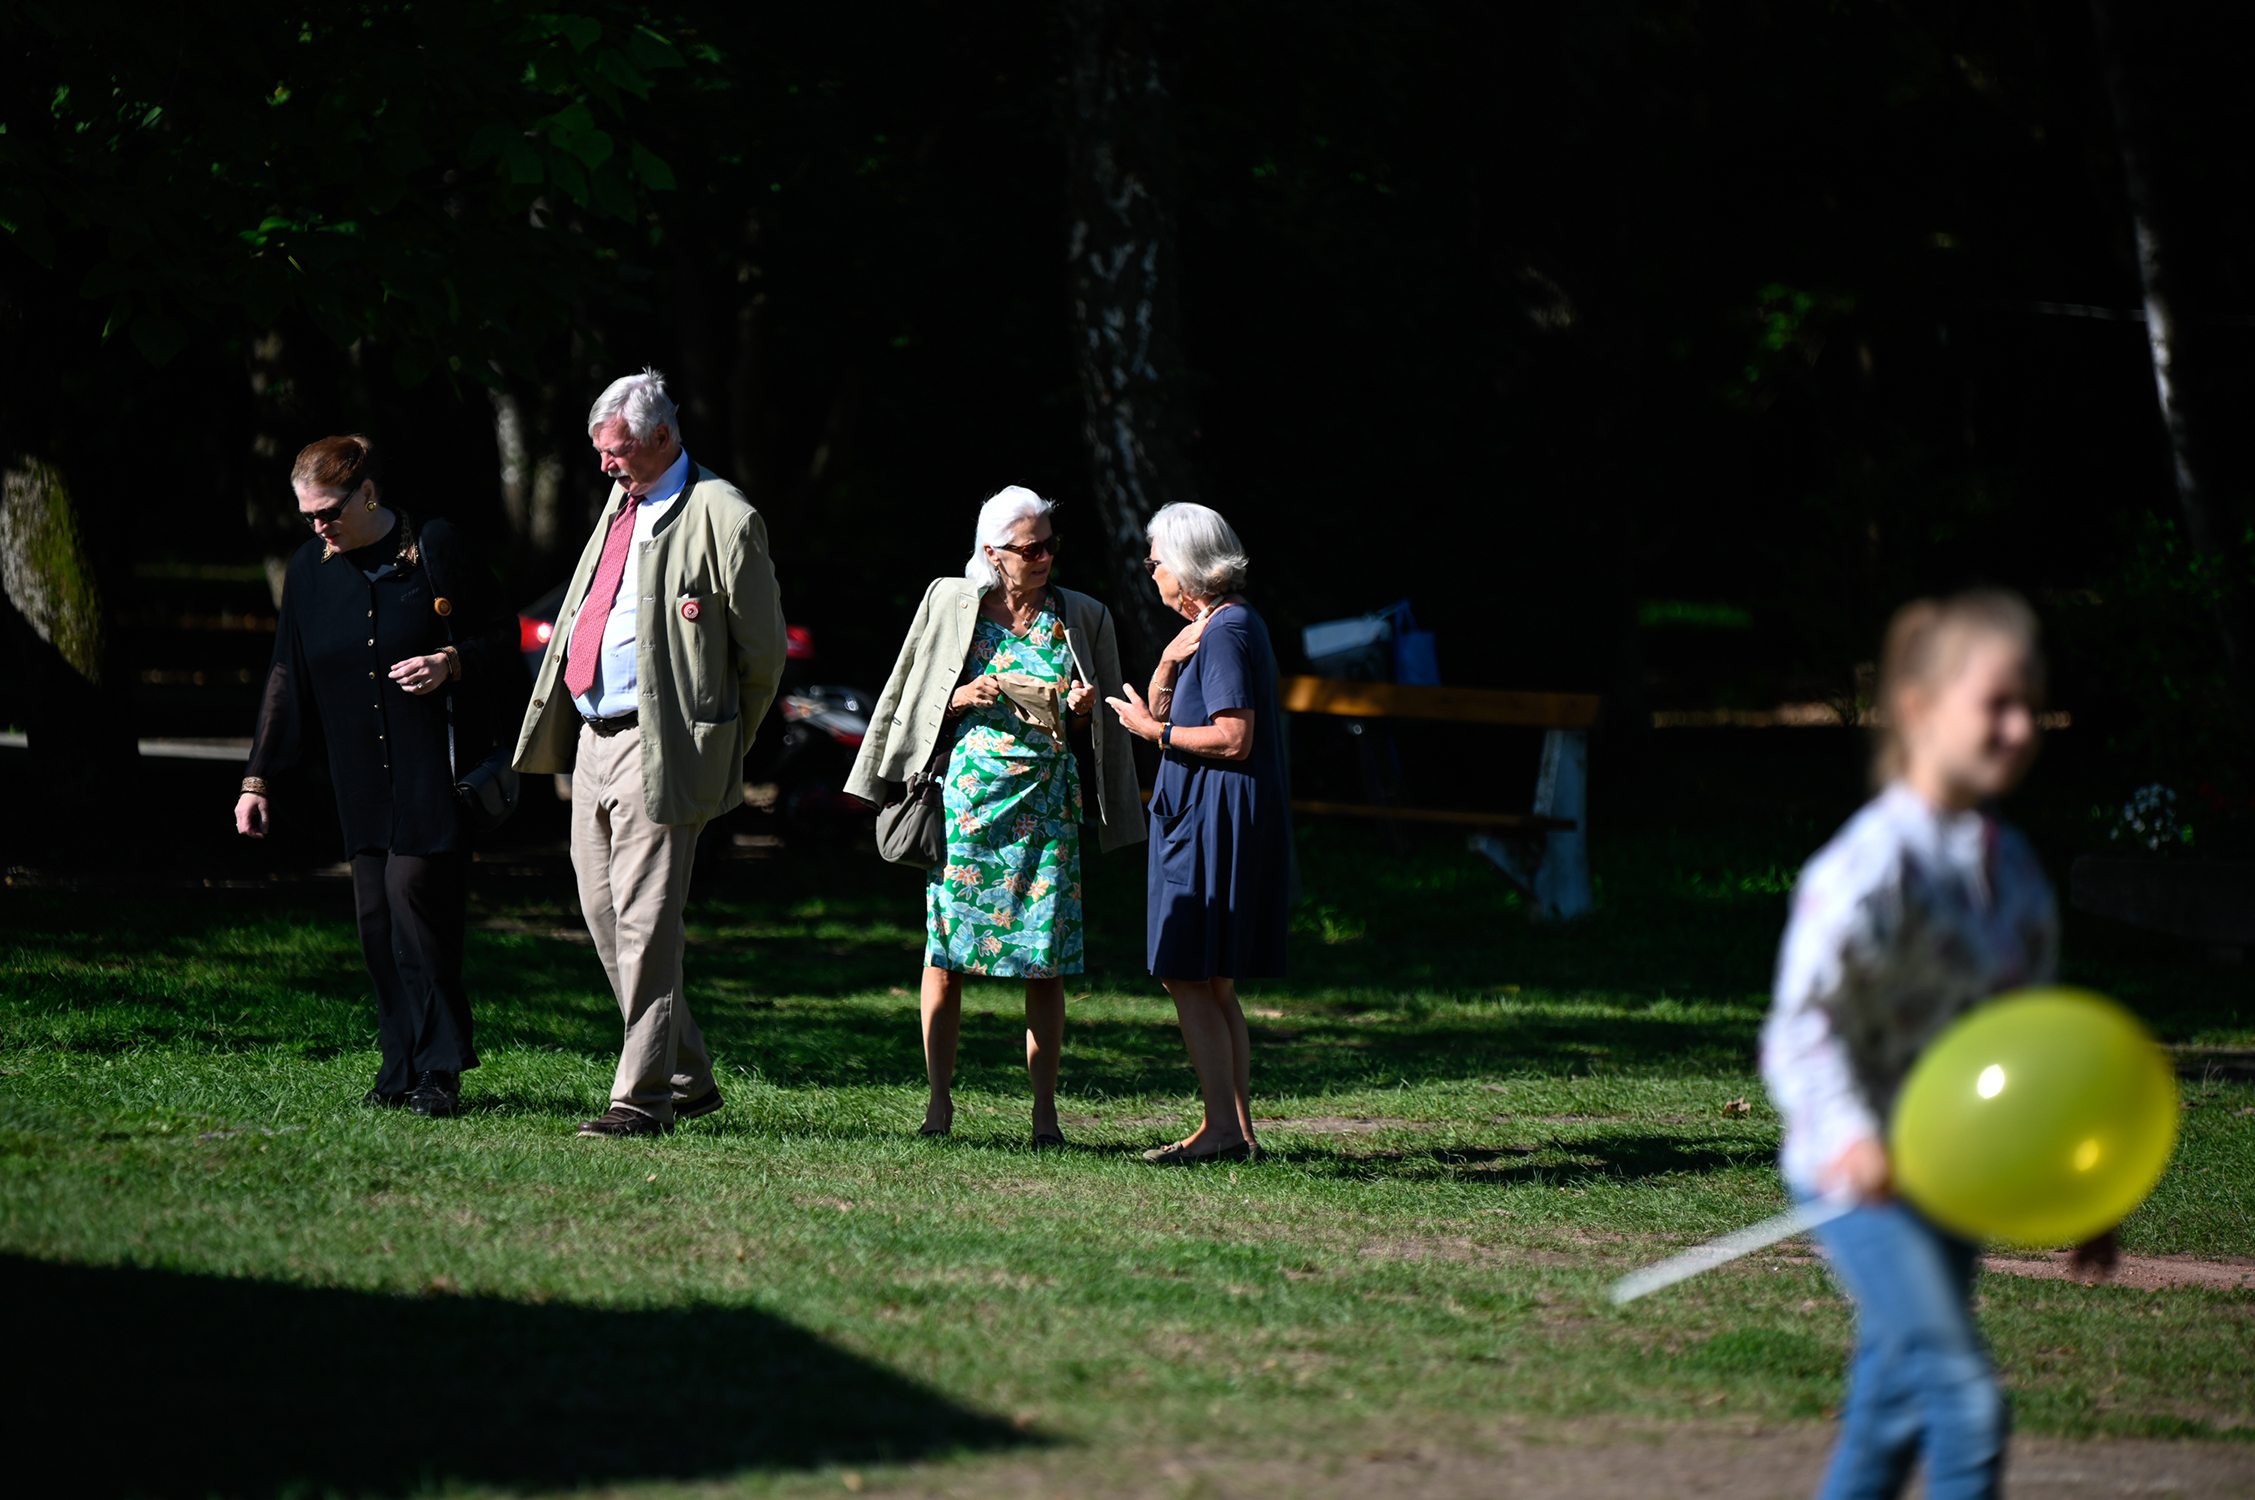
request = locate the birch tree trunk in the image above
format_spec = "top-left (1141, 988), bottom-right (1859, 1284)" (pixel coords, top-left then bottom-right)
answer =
top-left (2089, 0), bottom-right (2249, 682)
top-left (1062, 0), bottom-right (1200, 665)
top-left (490, 386), bottom-right (565, 560)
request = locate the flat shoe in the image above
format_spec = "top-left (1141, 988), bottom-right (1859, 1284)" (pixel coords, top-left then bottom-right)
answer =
top-left (1141, 1139), bottom-right (1253, 1165)
top-left (578, 1106), bottom-right (670, 1138)
top-left (675, 1086), bottom-right (725, 1122)
top-left (408, 1070), bottom-right (461, 1118)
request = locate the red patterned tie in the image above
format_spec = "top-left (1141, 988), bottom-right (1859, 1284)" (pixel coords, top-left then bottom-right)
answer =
top-left (561, 495), bottom-right (640, 700)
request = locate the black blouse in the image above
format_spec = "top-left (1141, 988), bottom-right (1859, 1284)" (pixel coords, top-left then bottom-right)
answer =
top-left (246, 513), bottom-right (516, 856)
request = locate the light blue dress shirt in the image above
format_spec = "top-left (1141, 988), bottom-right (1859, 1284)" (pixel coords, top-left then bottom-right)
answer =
top-left (572, 447), bottom-right (693, 720)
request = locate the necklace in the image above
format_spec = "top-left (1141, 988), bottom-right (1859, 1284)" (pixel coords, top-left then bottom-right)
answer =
top-left (321, 508), bottom-right (417, 567)
top-left (992, 587), bottom-right (1045, 634)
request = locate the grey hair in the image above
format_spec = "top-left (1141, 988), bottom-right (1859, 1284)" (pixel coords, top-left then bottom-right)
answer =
top-left (1148, 502), bottom-right (1249, 599)
top-left (964, 485), bottom-right (1055, 590)
top-left (587, 367), bottom-right (680, 443)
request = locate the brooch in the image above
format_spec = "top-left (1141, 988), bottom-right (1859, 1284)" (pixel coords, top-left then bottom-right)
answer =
top-left (433, 597), bottom-right (453, 617)
top-left (680, 599), bottom-right (701, 621)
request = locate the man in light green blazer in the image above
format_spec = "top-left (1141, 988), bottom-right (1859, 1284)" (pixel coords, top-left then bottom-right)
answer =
top-left (515, 368), bottom-right (786, 1137)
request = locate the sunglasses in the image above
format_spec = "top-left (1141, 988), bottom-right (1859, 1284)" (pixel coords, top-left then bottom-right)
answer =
top-left (997, 534), bottom-right (1061, 560)
top-left (302, 497), bottom-right (350, 528)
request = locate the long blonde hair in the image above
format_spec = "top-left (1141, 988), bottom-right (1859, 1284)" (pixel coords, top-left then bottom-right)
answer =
top-left (1873, 589), bottom-right (2045, 786)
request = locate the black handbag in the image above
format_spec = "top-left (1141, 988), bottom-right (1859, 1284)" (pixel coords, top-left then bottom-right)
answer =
top-left (420, 525), bottom-right (521, 836)
top-left (875, 733), bottom-right (948, 867)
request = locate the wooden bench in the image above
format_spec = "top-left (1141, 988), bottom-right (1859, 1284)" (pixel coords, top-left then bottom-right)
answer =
top-left (1280, 675), bottom-right (1601, 920)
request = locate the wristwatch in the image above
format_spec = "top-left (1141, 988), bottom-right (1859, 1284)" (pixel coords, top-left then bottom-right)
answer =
top-left (1160, 723), bottom-right (1174, 750)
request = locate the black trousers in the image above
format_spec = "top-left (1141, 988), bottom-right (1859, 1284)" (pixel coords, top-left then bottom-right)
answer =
top-left (350, 850), bottom-right (478, 1094)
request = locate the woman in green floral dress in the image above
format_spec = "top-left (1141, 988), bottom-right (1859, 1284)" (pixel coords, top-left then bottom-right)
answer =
top-left (928, 608), bottom-right (1086, 980)
top-left (848, 486), bottom-right (1145, 1148)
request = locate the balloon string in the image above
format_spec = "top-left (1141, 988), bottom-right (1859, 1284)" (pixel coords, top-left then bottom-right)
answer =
top-left (1609, 1196), bottom-right (1854, 1306)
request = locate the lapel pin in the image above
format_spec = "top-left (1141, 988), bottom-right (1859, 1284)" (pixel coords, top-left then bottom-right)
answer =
top-left (681, 599), bottom-right (702, 621)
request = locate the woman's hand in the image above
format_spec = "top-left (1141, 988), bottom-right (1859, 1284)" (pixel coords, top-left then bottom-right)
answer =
top-left (951, 676), bottom-right (1003, 714)
top-left (1819, 1135), bottom-right (1892, 1203)
top-left (1158, 613), bottom-right (1211, 670)
top-left (389, 651), bottom-right (451, 696)
top-left (1105, 682), bottom-right (1164, 741)
top-left (2067, 1229), bottom-right (2120, 1283)
top-left (234, 793), bottom-right (270, 839)
top-left (1066, 682), bottom-right (1096, 717)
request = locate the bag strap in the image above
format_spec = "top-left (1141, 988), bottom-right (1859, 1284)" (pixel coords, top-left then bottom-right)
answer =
top-left (414, 516), bottom-right (464, 784)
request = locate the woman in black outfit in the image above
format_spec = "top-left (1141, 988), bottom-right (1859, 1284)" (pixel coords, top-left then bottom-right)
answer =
top-left (234, 435), bottom-right (516, 1116)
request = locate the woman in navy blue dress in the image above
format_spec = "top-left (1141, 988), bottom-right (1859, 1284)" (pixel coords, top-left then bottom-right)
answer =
top-left (1107, 503), bottom-right (1294, 1164)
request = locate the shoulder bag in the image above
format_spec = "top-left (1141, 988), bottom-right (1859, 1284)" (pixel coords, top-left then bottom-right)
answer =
top-left (875, 727), bottom-right (949, 866)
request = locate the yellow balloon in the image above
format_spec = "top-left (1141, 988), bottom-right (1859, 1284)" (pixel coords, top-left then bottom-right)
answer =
top-left (1890, 988), bottom-right (2180, 1248)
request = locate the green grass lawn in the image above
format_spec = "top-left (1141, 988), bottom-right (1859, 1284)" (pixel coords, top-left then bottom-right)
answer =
top-left (3, 775), bottom-right (2252, 1497)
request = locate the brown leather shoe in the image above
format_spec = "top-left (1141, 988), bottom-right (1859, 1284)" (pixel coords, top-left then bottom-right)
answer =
top-left (577, 1106), bottom-right (670, 1138)
top-left (674, 1087), bottom-right (724, 1123)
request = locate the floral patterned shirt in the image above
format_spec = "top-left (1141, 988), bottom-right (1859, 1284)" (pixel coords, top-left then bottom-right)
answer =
top-left (1760, 782), bottom-right (2059, 1192)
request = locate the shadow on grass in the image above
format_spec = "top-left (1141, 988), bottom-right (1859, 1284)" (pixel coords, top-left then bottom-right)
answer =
top-left (1281, 1133), bottom-right (1769, 1187)
top-left (0, 1254), bottom-right (1035, 1498)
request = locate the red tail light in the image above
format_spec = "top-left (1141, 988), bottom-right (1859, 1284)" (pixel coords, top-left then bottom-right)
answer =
top-left (519, 616), bottom-right (554, 654)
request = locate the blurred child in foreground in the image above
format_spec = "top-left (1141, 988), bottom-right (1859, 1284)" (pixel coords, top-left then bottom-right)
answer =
top-left (1762, 590), bottom-right (2117, 1500)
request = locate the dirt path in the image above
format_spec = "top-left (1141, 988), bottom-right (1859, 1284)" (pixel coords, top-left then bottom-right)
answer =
top-left (1985, 1251), bottom-right (2255, 1292)
top-left (827, 1425), bottom-right (2255, 1499)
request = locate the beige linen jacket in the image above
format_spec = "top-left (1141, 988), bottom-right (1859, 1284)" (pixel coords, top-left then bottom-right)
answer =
top-left (513, 463), bottom-right (786, 826)
top-left (845, 577), bottom-right (1147, 854)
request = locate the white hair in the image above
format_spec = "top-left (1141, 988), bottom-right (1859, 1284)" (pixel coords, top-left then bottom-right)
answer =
top-left (964, 485), bottom-right (1055, 590)
top-left (1148, 502), bottom-right (1249, 598)
top-left (587, 367), bottom-right (680, 443)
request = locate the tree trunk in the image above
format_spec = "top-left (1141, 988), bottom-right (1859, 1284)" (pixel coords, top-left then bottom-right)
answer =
top-left (0, 455), bottom-right (138, 854)
top-left (1061, 0), bottom-right (1200, 666)
top-left (2090, 0), bottom-right (2250, 684)
top-left (490, 386), bottom-right (565, 563)
top-left (246, 329), bottom-right (306, 607)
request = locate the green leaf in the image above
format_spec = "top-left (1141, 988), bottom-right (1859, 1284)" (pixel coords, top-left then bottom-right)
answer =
top-left (545, 151), bottom-right (587, 205)
top-left (562, 125), bottom-right (613, 171)
top-left (594, 49), bottom-right (652, 100)
top-left (629, 142), bottom-right (675, 191)
top-left (547, 102), bottom-right (597, 138)
top-left (463, 124), bottom-right (514, 167)
top-left (501, 137), bottom-right (543, 185)
top-left (627, 25), bottom-right (686, 70)
top-left (542, 14), bottom-right (602, 52)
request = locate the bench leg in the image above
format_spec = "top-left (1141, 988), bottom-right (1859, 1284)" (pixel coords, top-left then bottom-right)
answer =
top-left (1466, 729), bottom-right (1592, 921)
top-left (1531, 729), bottom-right (1592, 921)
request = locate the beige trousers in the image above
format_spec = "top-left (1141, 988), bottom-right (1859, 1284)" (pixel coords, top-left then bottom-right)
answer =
top-left (571, 723), bottom-right (714, 1122)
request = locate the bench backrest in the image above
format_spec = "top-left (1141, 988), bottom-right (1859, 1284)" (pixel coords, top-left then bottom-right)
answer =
top-left (1279, 675), bottom-right (1601, 729)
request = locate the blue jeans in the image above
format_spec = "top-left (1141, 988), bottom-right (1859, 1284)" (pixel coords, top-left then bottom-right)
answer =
top-left (1806, 1195), bottom-right (2007, 1500)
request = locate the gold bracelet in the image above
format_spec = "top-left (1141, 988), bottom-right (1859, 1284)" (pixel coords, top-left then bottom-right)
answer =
top-left (240, 776), bottom-right (269, 795)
